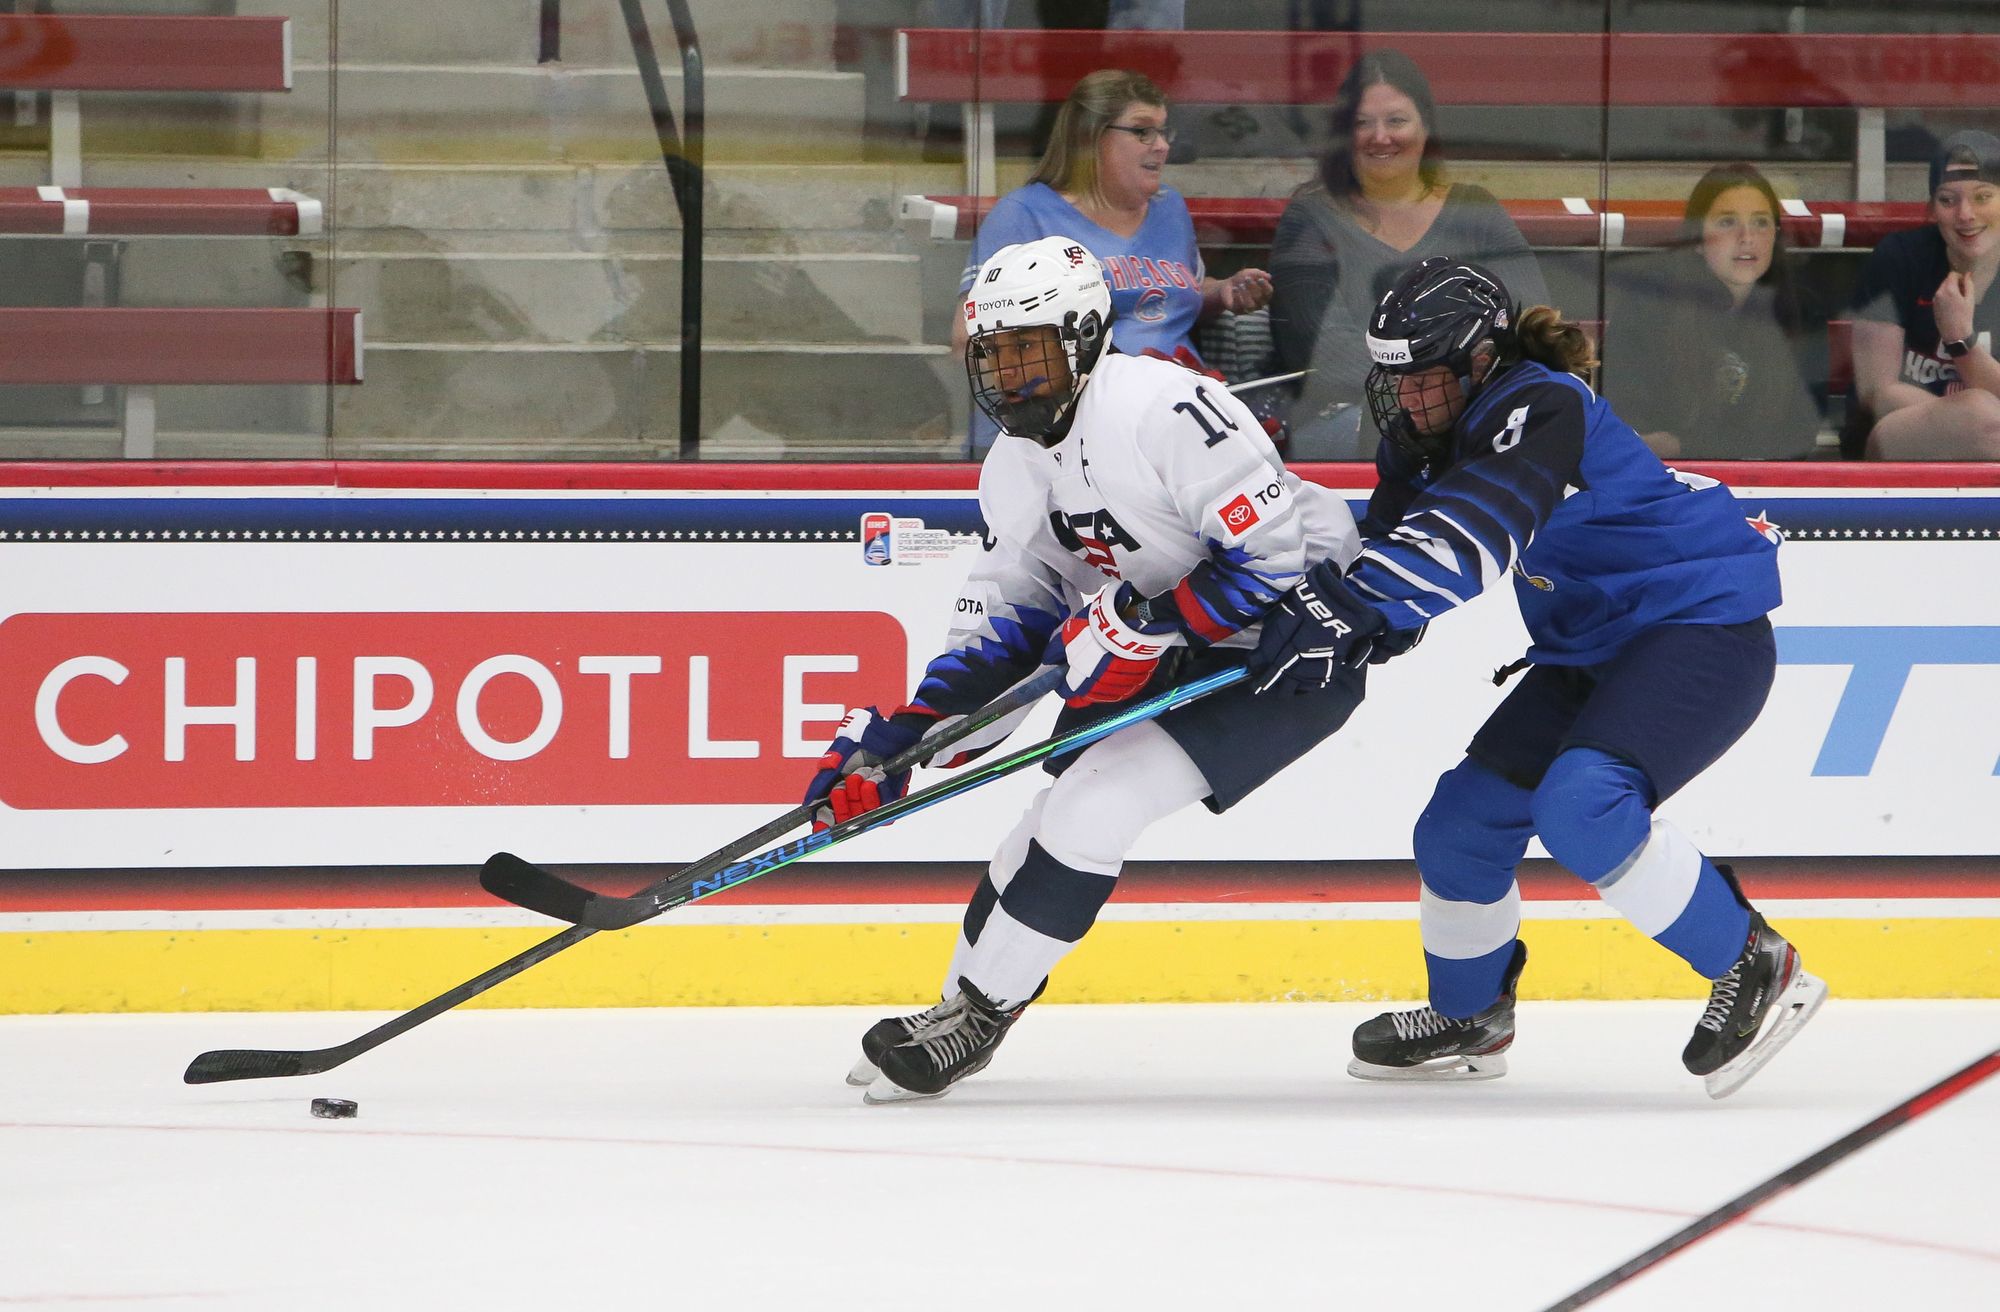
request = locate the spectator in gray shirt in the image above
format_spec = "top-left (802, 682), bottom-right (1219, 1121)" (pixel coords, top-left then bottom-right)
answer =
top-left (1269, 49), bottom-right (1547, 458)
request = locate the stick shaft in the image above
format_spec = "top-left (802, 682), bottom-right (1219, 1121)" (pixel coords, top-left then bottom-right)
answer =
top-left (1541, 1047), bottom-right (2000, 1311)
top-left (185, 667), bottom-right (1064, 1083)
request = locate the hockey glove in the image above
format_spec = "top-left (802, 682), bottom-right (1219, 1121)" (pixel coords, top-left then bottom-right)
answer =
top-left (1045, 582), bottom-right (1182, 707)
top-left (1249, 560), bottom-right (1389, 694)
top-left (1370, 622), bottom-right (1426, 663)
top-left (802, 705), bottom-right (933, 830)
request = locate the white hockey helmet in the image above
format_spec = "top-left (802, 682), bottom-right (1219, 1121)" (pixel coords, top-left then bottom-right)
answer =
top-left (964, 236), bottom-right (1113, 441)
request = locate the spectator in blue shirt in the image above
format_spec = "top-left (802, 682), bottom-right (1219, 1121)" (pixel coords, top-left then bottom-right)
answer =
top-left (956, 68), bottom-right (1272, 451)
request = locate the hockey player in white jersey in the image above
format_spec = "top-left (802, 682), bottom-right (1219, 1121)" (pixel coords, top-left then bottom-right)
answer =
top-left (803, 236), bottom-right (1361, 1103)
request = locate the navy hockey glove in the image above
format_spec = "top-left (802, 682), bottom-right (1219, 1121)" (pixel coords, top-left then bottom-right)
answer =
top-left (1369, 622), bottom-right (1426, 663)
top-left (1250, 561), bottom-right (1388, 694)
top-left (803, 705), bottom-right (933, 830)
top-left (1045, 582), bottom-right (1182, 706)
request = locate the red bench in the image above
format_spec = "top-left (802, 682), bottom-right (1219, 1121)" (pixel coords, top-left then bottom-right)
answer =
top-left (898, 28), bottom-right (2000, 199)
top-left (0, 186), bottom-right (321, 238)
top-left (0, 309), bottom-right (363, 457)
top-left (0, 15), bottom-right (312, 231)
top-left (0, 14), bottom-right (290, 92)
top-left (0, 15), bottom-right (353, 456)
top-left (900, 194), bottom-right (1928, 251)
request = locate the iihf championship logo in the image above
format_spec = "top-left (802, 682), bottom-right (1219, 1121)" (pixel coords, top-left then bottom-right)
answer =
top-left (858, 513), bottom-right (976, 567)
top-left (861, 512), bottom-right (893, 566)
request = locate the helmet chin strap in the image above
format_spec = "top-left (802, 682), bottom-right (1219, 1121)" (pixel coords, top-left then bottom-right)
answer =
top-left (1020, 342), bottom-right (1106, 446)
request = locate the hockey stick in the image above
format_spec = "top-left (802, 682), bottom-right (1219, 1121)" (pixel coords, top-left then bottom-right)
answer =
top-left (1226, 368), bottom-right (1309, 395)
top-left (181, 667), bottom-right (1064, 1086)
top-left (482, 664), bottom-right (1248, 930)
top-left (1540, 1044), bottom-right (2000, 1311)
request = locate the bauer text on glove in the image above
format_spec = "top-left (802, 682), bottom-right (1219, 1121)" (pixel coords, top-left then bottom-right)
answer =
top-left (1045, 582), bottom-right (1183, 706)
top-left (1249, 561), bottom-right (1392, 694)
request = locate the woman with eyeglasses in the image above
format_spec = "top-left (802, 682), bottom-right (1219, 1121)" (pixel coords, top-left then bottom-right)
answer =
top-left (1269, 49), bottom-right (1547, 459)
top-left (956, 68), bottom-right (1272, 451)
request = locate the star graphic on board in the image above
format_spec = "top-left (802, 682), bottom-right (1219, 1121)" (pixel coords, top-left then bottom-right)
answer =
top-left (1744, 510), bottom-right (1782, 544)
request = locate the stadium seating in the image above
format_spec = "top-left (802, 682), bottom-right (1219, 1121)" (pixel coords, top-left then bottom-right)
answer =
top-left (898, 194), bottom-right (1927, 251)
top-left (0, 13), bottom-right (353, 455)
top-left (0, 308), bottom-right (363, 455)
top-left (897, 28), bottom-right (1999, 200)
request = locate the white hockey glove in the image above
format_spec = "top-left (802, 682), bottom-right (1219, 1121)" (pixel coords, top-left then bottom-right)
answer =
top-left (1044, 582), bottom-right (1182, 706)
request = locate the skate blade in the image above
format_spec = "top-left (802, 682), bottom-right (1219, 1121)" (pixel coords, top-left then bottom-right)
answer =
top-left (862, 1073), bottom-right (950, 1105)
top-left (1348, 1051), bottom-right (1508, 1083)
top-left (845, 1055), bottom-right (881, 1087)
top-left (1704, 969), bottom-right (1828, 1100)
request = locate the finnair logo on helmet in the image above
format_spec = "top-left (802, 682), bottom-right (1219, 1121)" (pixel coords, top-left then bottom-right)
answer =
top-left (1367, 334), bottom-right (1413, 365)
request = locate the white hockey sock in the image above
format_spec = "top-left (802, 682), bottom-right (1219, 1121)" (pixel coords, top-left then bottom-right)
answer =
top-left (1592, 819), bottom-right (1702, 937)
top-left (954, 721), bottom-right (1209, 1007)
top-left (1420, 879), bottom-right (1522, 962)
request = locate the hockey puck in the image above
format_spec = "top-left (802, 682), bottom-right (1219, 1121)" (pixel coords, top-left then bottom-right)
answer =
top-left (309, 1097), bottom-right (358, 1119)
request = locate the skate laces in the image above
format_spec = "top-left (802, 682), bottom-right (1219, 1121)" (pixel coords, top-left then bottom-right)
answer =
top-left (894, 998), bottom-right (956, 1042)
top-left (1697, 965), bottom-right (1743, 1034)
top-left (908, 994), bottom-right (1007, 1073)
top-left (1390, 1007), bottom-right (1471, 1041)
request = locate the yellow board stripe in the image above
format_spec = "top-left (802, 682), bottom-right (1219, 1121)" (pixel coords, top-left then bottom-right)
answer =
top-left (4, 917), bottom-right (1994, 1013)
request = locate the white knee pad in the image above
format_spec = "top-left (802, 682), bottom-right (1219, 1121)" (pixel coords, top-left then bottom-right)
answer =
top-left (986, 787), bottom-right (1051, 897)
top-left (1036, 719), bottom-right (1210, 875)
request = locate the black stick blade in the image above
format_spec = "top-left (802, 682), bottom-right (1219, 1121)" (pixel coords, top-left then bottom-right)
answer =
top-left (184, 1047), bottom-right (325, 1084)
top-left (481, 852), bottom-right (603, 925)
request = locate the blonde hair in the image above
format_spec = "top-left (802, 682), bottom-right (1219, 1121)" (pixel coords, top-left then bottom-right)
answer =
top-left (1510, 305), bottom-right (1598, 377)
top-left (1029, 69), bottom-right (1167, 201)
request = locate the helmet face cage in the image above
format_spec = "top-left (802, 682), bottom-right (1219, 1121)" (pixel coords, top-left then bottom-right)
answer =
top-left (962, 237), bottom-right (1113, 441)
top-left (967, 317), bottom-right (1101, 438)
top-left (1363, 258), bottom-right (1512, 466)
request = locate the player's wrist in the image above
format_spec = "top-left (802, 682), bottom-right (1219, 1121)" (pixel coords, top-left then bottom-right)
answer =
top-left (1114, 583), bottom-right (1183, 636)
top-left (888, 705), bottom-right (943, 734)
top-left (1086, 585), bottom-right (1179, 657)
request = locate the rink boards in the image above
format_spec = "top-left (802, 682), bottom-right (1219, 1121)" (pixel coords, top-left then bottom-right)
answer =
top-left (0, 460), bottom-right (1995, 1011)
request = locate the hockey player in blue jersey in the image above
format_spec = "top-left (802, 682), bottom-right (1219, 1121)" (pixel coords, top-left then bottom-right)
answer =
top-left (1250, 258), bottom-right (1826, 1099)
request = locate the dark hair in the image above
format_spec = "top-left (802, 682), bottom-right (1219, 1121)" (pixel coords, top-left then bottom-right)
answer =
top-left (1317, 49), bottom-right (1444, 204)
top-left (1679, 161), bottom-right (1803, 332)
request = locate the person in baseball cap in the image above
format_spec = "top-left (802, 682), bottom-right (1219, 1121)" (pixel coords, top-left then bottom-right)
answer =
top-left (1844, 128), bottom-right (2000, 458)
top-left (1930, 128), bottom-right (2000, 195)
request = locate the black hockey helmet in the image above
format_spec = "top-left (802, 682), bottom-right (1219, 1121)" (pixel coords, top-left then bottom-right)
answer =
top-left (1363, 257), bottom-right (1514, 464)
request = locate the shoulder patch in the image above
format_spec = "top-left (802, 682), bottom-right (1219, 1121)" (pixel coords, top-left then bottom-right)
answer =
top-left (1202, 468), bottom-right (1295, 546)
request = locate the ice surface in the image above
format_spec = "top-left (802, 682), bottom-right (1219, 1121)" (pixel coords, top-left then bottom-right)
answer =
top-left (1, 1000), bottom-right (1993, 1310)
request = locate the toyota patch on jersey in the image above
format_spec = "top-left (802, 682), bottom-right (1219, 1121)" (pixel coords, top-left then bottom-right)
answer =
top-left (1202, 470), bottom-right (1295, 547)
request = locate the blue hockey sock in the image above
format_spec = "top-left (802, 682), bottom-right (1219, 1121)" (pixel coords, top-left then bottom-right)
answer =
top-left (1426, 940), bottom-right (1521, 1019)
top-left (1593, 821), bottom-right (1752, 978)
top-left (1653, 859), bottom-right (1754, 978)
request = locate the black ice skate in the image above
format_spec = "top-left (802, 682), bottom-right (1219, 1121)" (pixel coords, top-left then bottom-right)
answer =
top-left (845, 997), bottom-right (958, 1087)
top-left (1349, 942), bottom-right (1527, 1082)
top-left (1682, 912), bottom-right (1827, 1100)
top-left (863, 977), bottom-right (1032, 1104)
